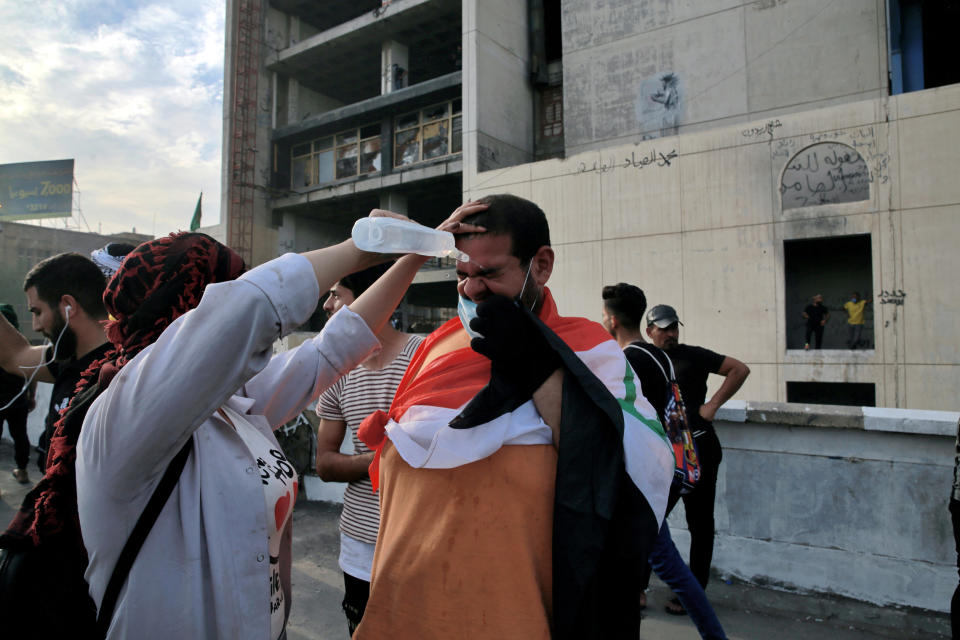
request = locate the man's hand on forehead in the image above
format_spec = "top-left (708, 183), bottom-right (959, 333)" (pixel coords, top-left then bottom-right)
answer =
top-left (438, 201), bottom-right (488, 236)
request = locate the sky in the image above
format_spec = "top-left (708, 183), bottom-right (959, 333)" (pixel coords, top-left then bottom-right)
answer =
top-left (0, 0), bottom-right (225, 238)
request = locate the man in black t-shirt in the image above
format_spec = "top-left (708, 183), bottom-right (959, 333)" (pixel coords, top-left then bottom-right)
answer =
top-left (602, 285), bottom-right (730, 636)
top-left (0, 253), bottom-right (111, 636)
top-left (646, 304), bottom-right (750, 600)
top-left (601, 285), bottom-right (667, 419)
top-left (0, 253), bottom-right (110, 471)
top-left (0, 304), bottom-right (36, 485)
top-left (802, 294), bottom-right (829, 350)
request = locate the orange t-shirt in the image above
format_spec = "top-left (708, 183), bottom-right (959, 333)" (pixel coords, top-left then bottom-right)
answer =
top-left (354, 441), bottom-right (556, 639)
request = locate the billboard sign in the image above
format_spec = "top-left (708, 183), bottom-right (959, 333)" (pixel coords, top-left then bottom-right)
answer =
top-left (0, 159), bottom-right (74, 220)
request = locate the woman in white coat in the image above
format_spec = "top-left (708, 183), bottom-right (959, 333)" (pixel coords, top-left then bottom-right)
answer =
top-left (74, 205), bottom-right (485, 639)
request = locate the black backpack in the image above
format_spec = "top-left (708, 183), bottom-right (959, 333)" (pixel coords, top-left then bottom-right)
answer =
top-left (627, 344), bottom-right (701, 494)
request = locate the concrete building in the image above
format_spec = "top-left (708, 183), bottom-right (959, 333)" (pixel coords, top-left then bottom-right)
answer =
top-left (0, 220), bottom-right (149, 342)
top-left (224, 0), bottom-right (959, 409)
top-left (214, 0), bottom-right (960, 620)
top-left (222, 0), bottom-right (464, 332)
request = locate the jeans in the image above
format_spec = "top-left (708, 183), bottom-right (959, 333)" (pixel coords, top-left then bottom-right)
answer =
top-left (0, 405), bottom-right (30, 470)
top-left (847, 324), bottom-right (864, 349)
top-left (650, 522), bottom-right (727, 639)
top-left (682, 428), bottom-right (722, 589)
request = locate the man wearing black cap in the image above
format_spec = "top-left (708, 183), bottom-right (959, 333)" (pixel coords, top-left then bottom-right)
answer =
top-left (646, 303), bottom-right (750, 611)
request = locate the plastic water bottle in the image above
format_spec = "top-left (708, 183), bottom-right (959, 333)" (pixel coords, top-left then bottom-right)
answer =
top-left (351, 217), bottom-right (470, 262)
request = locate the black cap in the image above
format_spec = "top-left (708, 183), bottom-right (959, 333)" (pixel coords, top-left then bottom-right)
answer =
top-left (646, 304), bottom-right (682, 328)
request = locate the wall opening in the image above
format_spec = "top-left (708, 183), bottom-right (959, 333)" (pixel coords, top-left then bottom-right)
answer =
top-left (784, 234), bottom-right (874, 350)
top-left (786, 381), bottom-right (876, 407)
top-left (887, 0), bottom-right (960, 94)
top-left (531, 0), bottom-right (564, 161)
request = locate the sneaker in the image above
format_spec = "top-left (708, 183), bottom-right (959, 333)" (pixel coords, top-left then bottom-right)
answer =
top-left (12, 468), bottom-right (29, 484)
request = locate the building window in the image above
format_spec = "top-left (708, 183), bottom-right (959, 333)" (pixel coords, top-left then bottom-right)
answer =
top-left (290, 124), bottom-right (381, 189)
top-left (786, 382), bottom-right (876, 408)
top-left (394, 99), bottom-right (462, 168)
top-left (887, 0), bottom-right (960, 95)
top-left (784, 234), bottom-right (874, 351)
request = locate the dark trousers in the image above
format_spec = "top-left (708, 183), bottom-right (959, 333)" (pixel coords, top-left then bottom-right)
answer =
top-left (0, 543), bottom-right (97, 638)
top-left (682, 429), bottom-right (723, 589)
top-left (342, 571), bottom-right (370, 635)
top-left (950, 498), bottom-right (960, 638)
top-left (804, 325), bottom-right (824, 349)
top-left (0, 405), bottom-right (30, 470)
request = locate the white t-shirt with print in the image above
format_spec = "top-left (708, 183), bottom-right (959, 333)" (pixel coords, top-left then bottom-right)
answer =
top-left (230, 410), bottom-right (299, 640)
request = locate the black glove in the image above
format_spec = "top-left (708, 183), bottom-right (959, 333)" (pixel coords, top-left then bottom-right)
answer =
top-left (449, 295), bottom-right (562, 429)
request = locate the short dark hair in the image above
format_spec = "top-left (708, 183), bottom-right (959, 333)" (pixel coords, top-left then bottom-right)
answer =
top-left (340, 262), bottom-right (393, 298)
top-left (461, 194), bottom-right (551, 264)
top-left (602, 283), bottom-right (647, 332)
top-left (0, 303), bottom-right (18, 330)
top-left (23, 253), bottom-right (107, 319)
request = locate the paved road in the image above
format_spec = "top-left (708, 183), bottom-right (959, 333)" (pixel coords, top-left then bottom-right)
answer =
top-left (0, 437), bottom-right (950, 639)
top-left (284, 499), bottom-right (949, 640)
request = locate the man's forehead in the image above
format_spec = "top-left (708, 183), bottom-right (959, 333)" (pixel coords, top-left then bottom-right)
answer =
top-left (25, 287), bottom-right (42, 307)
top-left (455, 233), bottom-right (517, 266)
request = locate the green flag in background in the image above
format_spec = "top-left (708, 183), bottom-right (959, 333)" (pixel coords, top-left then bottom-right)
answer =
top-left (190, 193), bottom-right (202, 231)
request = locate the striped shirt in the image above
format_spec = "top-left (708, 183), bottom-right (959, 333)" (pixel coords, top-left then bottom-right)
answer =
top-left (318, 334), bottom-right (423, 543)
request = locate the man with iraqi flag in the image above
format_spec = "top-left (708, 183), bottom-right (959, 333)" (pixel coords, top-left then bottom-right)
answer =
top-left (354, 194), bottom-right (674, 639)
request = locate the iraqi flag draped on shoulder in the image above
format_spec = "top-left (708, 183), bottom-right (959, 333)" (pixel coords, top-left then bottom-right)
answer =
top-left (359, 287), bottom-right (674, 638)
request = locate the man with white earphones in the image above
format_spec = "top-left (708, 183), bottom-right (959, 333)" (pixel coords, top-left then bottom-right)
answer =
top-left (0, 252), bottom-right (111, 636)
top-left (0, 252), bottom-right (110, 472)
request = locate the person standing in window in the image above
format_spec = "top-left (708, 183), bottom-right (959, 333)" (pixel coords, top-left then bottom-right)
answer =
top-left (802, 294), bottom-right (829, 350)
top-left (843, 292), bottom-right (871, 349)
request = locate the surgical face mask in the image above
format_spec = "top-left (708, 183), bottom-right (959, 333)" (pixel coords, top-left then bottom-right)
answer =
top-left (459, 260), bottom-right (539, 340)
top-left (458, 295), bottom-right (483, 340)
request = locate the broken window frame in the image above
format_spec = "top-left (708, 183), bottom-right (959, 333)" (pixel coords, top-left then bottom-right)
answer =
top-left (290, 124), bottom-right (381, 189)
top-left (394, 99), bottom-right (463, 168)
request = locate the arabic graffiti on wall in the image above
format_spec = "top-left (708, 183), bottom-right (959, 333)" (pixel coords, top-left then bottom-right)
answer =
top-left (576, 148), bottom-right (678, 174)
top-left (742, 119), bottom-right (782, 139)
top-left (774, 126), bottom-right (890, 213)
top-left (780, 142), bottom-right (870, 209)
top-left (879, 290), bottom-right (907, 306)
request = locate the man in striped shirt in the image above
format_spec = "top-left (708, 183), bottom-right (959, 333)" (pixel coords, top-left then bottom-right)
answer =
top-left (316, 263), bottom-right (423, 635)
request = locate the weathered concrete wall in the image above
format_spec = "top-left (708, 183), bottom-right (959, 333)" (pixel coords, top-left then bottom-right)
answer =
top-left (667, 401), bottom-right (958, 613)
top-left (0, 221), bottom-right (151, 343)
top-left (295, 394), bottom-right (957, 613)
top-left (465, 83), bottom-right (960, 410)
top-left (560, 0), bottom-right (886, 156)
top-left (462, 0), bottom-right (534, 177)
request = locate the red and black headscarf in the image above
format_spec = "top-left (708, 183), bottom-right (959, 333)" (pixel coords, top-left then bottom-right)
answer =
top-left (0, 232), bottom-right (245, 553)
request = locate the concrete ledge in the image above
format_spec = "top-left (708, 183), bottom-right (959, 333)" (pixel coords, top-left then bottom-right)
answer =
top-left (302, 473), bottom-right (346, 503)
top-left (272, 72), bottom-right (461, 140)
top-left (745, 401), bottom-right (864, 429)
top-left (715, 399), bottom-right (747, 422)
top-left (863, 406), bottom-right (959, 437)
top-left (718, 399), bottom-right (959, 437)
